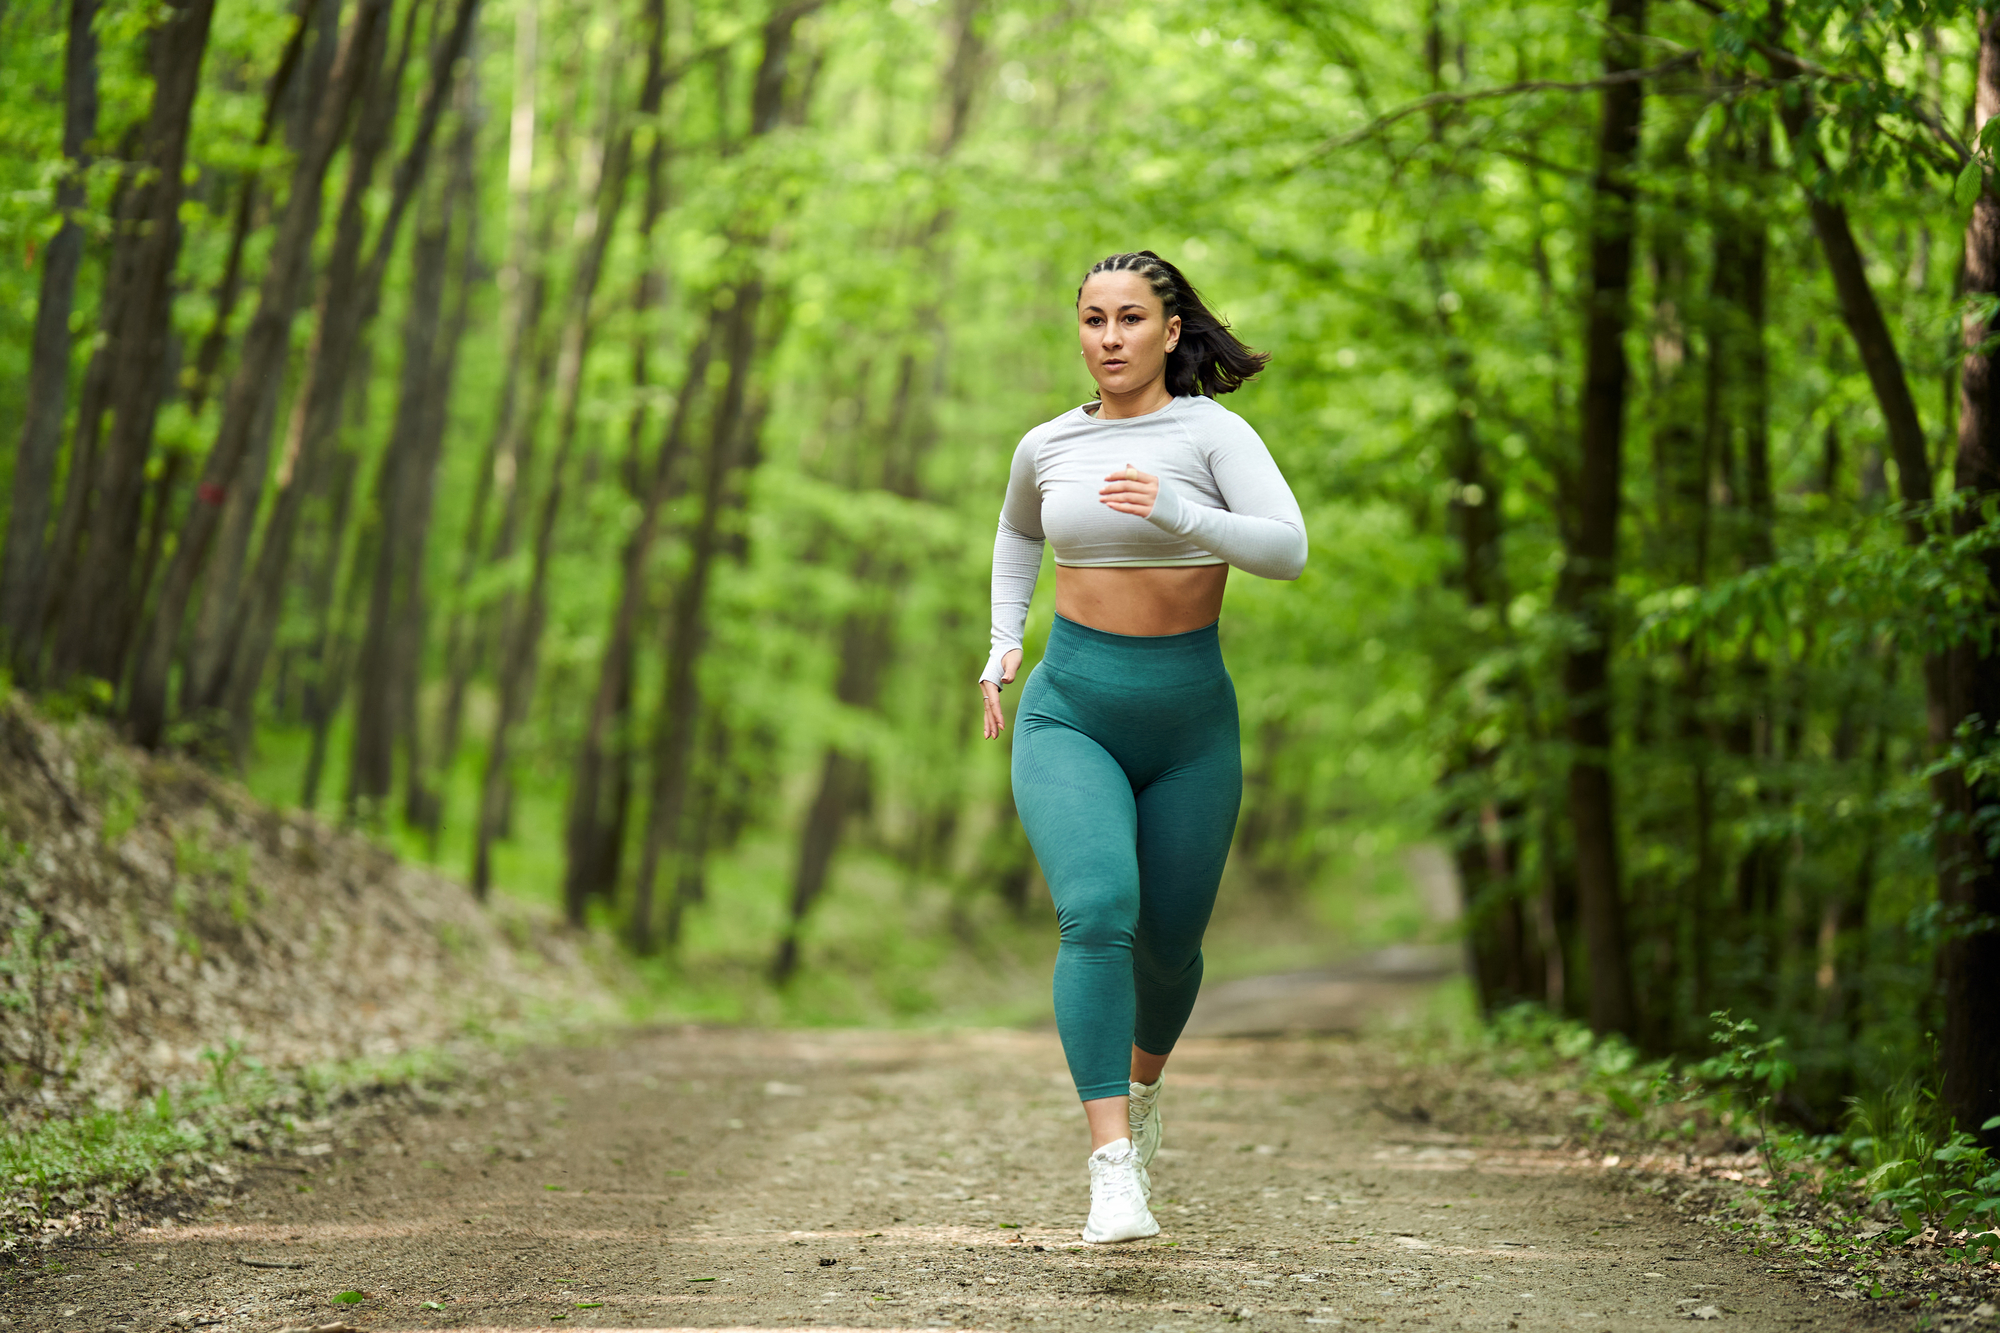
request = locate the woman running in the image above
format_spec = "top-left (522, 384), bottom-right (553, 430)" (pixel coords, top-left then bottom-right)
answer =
top-left (978, 251), bottom-right (1307, 1244)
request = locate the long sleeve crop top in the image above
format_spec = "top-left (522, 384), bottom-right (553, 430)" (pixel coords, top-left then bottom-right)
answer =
top-left (981, 394), bottom-right (1307, 685)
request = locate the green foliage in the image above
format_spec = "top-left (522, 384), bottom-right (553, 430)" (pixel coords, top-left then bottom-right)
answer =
top-left (1, 0), bottom-right (1995, 1128)
top-left (0, 1045), bottom-right (461, 1209)
top-left (1847, 1086), bottom-right (2000, 1255)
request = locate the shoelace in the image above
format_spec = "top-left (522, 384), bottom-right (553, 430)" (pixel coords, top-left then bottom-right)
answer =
top-left (1091, 1153), bottom-right (1146, 1208)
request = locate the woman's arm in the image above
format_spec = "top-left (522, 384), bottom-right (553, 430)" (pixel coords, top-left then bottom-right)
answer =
top-left (983, 518), bottom-right (1041, 684)
top-left (1098, 419), bottom-right (1307, 580)
top-left (981, 437), bottom-right (1043, 738)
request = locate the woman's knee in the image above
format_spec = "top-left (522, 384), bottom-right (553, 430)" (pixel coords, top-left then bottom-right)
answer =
top-left (1053, 881), bottom-right (1139, 949)
top-left (1134, 938), bottom-right (1201, 987)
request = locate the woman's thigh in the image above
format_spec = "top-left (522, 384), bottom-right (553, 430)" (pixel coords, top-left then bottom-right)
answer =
top-left (1013, 703), bottom-right (1140, 941)
top-left (1132, 706), bottom-right (1242, 958)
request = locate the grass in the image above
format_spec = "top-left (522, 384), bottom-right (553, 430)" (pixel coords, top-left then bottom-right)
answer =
top-left (0, 1043), bottom-right (463, 1234)
top-left (1402, 1001), bottom-right (2000, 1273)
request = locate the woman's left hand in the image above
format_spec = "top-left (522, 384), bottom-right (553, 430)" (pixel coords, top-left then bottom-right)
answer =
top-left (1100, 464), bottom-right (1159, 518)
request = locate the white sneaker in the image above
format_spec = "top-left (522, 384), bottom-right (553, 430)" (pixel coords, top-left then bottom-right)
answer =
top-left (1081, 1138), bottom-right (1160, 1244)
top-left (1128, 1076), bottom-right (1163, 1168)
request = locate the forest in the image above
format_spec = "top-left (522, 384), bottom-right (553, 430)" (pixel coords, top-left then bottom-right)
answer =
top-left (0, 0), bottom-right (1995, 1145)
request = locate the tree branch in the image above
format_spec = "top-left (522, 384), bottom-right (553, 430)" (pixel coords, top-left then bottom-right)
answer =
top-left (1284, 51), bottom-right (1701, 173)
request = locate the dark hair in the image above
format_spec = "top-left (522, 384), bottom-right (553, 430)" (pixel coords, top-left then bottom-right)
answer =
top-left (1077, 250), bottom-right (1269, 397)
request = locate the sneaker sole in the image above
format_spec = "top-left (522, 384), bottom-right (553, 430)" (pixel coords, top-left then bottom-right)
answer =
top-left (1081, 1218), bottom-right (1161, 1244)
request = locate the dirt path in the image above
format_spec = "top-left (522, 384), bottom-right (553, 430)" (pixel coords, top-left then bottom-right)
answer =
top-left (7, 1025), bottom-right (1880, 1333)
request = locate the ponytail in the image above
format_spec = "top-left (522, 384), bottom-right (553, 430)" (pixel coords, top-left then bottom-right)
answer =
top-left (1077, 250), bottom-right (1270, 397)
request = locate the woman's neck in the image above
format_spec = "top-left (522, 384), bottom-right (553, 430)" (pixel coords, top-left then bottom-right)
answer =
top-left (1092, 376), bottom-right (1175, 420)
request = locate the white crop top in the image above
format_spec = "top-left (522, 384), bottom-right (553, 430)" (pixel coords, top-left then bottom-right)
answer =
top-left (981, 394), bottom-right (1307, 684)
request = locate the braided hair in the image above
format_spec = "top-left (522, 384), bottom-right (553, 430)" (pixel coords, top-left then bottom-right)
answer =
top-left (1077, 251), bottom-right (1269, 398)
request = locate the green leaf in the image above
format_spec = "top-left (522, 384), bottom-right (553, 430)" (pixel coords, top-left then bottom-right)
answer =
top-left (332, 1291), bottom-right (364, 1305)
top-left (1957, 159), bottom-right (1983, 208)
top-left (421, 1302), bottom-right (444, 1310)
top-left (576, 1302), bottom-right (604, 1308)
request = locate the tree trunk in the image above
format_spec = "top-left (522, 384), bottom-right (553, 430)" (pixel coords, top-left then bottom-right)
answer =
top-left (1770, 86), bottom-right (1933, 524)
top-left (427, 4), bottom-right (555, 823)
top-left (1772, 21), bottom-right (1991, 1132)
top-left (629, 282), bottom-right (764, 949)
top-left (201, 3), bottom-right (397, 747)
top-left (52, 0), bottom-right (216, 688)
top-left (297, 439), bottom-right (363, 810)
top-left (401, 84), bottom-right (482, 830)
top-left (767, 0), bottom-right (980, 974)
top-left (562, 323), bottom-right (717, 922)
top-left (182, 1), bottom-right (322, 421)
top-left (1559, 0), bottom-right (1643, 1038)
top-left (561, 0), bottom-right (679, 922)
top-left (127, 0), bottom-right (379, 749)
top-left (772, 600), bottom-right (892, 981)
top-left (1709, 120), bottom-right (1786, 1013)
top-left (349, 163), bottom-right (456, 816)
top-left (208, 0), bottom-right (478, 750)
top-left (0, 0), bottom-right (97, 674)
top-left (472, 65), bottom-right (635, 896)
top-left (1944, 8), bottom-right (2000, 1147)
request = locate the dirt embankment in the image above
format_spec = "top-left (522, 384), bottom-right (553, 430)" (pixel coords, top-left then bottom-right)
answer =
top-left (0, 693), bottom-right (606, 1122)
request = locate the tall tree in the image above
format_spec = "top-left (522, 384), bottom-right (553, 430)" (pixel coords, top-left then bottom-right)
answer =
top-left (428, 0), bottom-right (552, 819)
top-left (628, 276), bottom-right (765, 948)
top-left (0, 0), bottom-right (97, 675)
top-left (770, 0), bottom-right (981, 978)
top-left (1558, 0), bottom-right (1643, 1037)
top-left (50, 0), bottom-right (217, 688)
top-left (626, 1), bottom-right (818, 947)
top-left (183, 0), bottom-right (343, 723)
top-left (472, 41), bottom-right (637, 896)
top-left (205, 0), bottom-right (480, 748)
top-left (1943, 8), bottom-right (2000, 1147)
top-left (561, 0), bottom-right (676, 923)
top-left (127, 0), bottom-right (378, 749)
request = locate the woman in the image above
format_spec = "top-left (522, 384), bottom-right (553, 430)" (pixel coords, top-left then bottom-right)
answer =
top-left (979, 251), bottom-right (1307, 1243)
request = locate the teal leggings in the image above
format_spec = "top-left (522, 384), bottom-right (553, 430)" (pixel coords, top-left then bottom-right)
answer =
top-left (1012, 614), bottom-right (1242, 1102)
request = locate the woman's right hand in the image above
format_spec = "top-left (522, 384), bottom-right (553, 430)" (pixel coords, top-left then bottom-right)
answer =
top-left (980, 649), bottom-right (1024, 739)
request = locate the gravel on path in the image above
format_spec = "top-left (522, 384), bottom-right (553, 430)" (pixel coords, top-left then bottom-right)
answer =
top-left (3, 1027), bottom-right (1882, 1333)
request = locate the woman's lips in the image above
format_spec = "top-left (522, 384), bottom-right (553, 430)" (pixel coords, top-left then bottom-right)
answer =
top-left (1101, 359), bottom-right (1126, 369)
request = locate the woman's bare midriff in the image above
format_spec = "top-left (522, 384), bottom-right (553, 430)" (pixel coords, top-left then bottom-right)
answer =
top-left (1055, 564), bottom-right (1229, 638)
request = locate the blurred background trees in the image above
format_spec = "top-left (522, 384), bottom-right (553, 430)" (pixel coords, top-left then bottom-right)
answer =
top-left (0, 0), bottom-right (1994, 1139)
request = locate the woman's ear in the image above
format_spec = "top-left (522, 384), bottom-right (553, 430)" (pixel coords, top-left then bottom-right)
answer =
top-left (1165, 313), bottom-right (1182, 352)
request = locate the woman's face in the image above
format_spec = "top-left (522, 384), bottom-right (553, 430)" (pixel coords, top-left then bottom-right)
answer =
top-left (1077, 271), bottom-right (1181, 398)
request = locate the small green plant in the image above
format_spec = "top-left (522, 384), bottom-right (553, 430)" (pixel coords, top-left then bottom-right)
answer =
top-left (0, 904), bottom-right (85, 1082)
top-left (1847, 1079), bottom-right (2000, 1257)
top-left (200, 1038), bottom-right (249, 1095)
top-left (40, 676), bottom-right (112, 723)
top-left (1689, 1011), bottom-right (1798, 1185)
